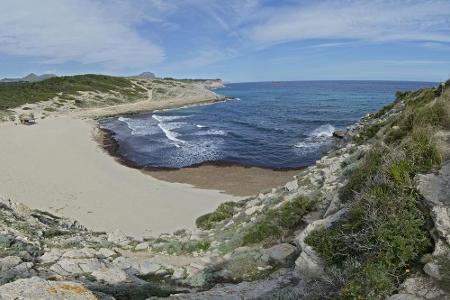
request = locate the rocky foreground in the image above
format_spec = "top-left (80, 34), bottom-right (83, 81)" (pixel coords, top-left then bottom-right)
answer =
top-left (1, 82), bottom-right (450, 299)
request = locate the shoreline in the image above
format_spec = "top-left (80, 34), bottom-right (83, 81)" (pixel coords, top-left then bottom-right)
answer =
top-left (69, 95), bottom-right (229, 120)
top-left (97, 126), bottom-right (306, 196)
top-left (0, 116), bottom-right (238, 237)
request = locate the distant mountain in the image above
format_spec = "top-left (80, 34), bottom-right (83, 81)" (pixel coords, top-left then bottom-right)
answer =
top-left (129, 72), bottom-right (157, 80)
top-left (0, 73), bottom-right (57, 83)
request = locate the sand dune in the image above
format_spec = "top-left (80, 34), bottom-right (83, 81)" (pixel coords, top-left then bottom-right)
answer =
top-left (0, 117), bottom-right (236, 237)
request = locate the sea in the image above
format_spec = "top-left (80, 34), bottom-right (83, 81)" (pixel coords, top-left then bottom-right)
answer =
top-left (98, 80), bottom-right (436, 169)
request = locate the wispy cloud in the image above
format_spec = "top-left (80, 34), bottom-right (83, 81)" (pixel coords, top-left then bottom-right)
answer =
top-left (246, 0), bottom-right (450, 45)
top-left (0, 0), bottom-right (168, 69)
top-left (1, 0), bottom-right (449, 75)
top-left (374, 60), bottom-right (450, 65)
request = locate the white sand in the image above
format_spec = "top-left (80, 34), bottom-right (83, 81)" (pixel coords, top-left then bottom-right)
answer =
top-left (0, 117), bottom-right (237, 237)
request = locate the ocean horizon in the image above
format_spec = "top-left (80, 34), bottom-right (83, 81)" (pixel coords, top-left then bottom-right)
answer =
top-left (99, 80), bottom-right (437, 169)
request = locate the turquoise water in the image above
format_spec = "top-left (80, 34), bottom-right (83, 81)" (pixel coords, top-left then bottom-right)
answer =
top-left (99, 80), bottom-right (436, 169)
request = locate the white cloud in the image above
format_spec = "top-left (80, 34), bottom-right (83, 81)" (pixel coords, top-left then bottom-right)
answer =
top-left (0, 0), bottom-right (167, 69)
top-left (246, 0), bottom-right (450, 45)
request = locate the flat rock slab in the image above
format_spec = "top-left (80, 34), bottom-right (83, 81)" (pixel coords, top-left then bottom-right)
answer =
top-left (0, 277), bottom-right (97, 300)
top-left (417, 162), bottom-right (450, 206)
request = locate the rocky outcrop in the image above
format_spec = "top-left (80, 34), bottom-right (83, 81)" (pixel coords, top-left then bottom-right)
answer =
top-left (0, 277), bottom-right (98, 300)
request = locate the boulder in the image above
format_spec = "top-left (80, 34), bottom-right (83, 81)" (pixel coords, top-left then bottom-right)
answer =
top-left (97, 248), bottom-right (116, 258)
top-left (285, 180), bottom-right (299, 192)
top-left (135, 242), bottom-right (149, 251)
top-left (91, 267), bottom-right (129, 284)
top-left (263, 243), bottom-right (298, 265)
top-left (107, 229), bottom-right (130, 246)
top-left (0, 277), bottom-right (97, 300)
top-left (0, 256), bottom-right (33, 284)
top-left (49, 249), bottom-right (105, 276)
top-left (332, 130), bottom-right (346, 138)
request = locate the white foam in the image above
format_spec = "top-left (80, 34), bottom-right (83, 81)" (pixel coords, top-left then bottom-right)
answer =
top-left (152, 114), bottom-right (186, 147)
top-left (196, 124), bottom-right (208, 128)
top-left (152, 114), bottom-right (189, 122)
top-left (310, 124), bottom-right (335, 137)
top-left (118, 116), bottom-right (159, 136)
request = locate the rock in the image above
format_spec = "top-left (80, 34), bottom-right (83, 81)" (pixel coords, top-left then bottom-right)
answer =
top-left (91, 267), bottom-right (129, 284)
top-left (107, 229), bottom-right (130, 246)
top-left (40, 249), bottom-right (64, 264)
top-left (294, 246), bottom-right (324, 278)
top-left (172, 268), bottom-right (186, 280)
top-left (430, 206), bottom-right (450, 245)
top-left (417, 162), bottom-right (450, 206)
top-left (135, 242), bottom-right (149, 251)
top-left (423, 262), bottom-right (441, 280)
top-left (386, 294), bottom-right (425, 300)
top-left (263, 243), bottom-right (298, 265)
top-left (113, 257), bottom-right (161, 276)
top-left (0, 256), bottom-right (33, 284)
top-left (244, 205), bottom-right (263, 216)
top-left (0, 256), bottom-right (22, 271)
top-left (98, 248), bottom-right (116, 258)
top-left (50, 250), bottom-right (105, 276)
top-left (0, 277), bottom-right (97, 300)
top-left (332, 130), bottom-right (346, 138)
top-left (138, 261), bottom-right (161, 275)
top-left (285, 180), bottom-right (299, 192)
top-left (398, 276), bottom-right (447, 299)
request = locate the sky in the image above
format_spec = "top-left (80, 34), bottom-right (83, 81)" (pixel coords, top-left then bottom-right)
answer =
top-left (0, 0), bottom-right (449, 83)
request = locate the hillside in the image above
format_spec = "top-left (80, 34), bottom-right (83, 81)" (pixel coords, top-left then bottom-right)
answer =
top-left (0, 81), bottom-right (449, 299)
top-left (0, 74), bottom-right (224, 121)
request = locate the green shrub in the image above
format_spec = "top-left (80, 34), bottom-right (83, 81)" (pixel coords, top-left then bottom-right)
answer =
top-left (0, 74), bottom-right (139, 110)
top-left (353, 122), bottom-right (386, 144)
top-left (405, 127), bottom-right (441, 173)
top-left (384, 127), bottom-right (407, 144)
top-left (242, 196), bottom-right (313, 245)
top-left (415, 97), bottom-right (450, 129)
top-left (339, 146), bottom-right (387, 202)
top-left (389, 160), bottom-right (411, 187)
top-left (195, 202), bottom-right (237, 230)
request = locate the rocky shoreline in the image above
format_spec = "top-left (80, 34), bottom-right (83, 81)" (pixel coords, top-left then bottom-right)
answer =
top-left (0, 82), bottom-right (449, 299)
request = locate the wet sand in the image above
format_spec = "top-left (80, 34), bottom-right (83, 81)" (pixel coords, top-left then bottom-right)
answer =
top-left (144, 164), bottom-right (302, 197)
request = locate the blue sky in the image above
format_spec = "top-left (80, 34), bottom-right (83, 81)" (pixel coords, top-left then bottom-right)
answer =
top-left (0, 0), bottom-right (449, 82)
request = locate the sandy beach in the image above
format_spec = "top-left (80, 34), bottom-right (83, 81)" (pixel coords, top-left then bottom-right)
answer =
top-left (0, 116), bottom-right (236, 237)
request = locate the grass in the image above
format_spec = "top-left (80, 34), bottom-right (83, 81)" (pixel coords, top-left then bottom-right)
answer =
top-left (196, 202), bottom-right (237, 230)
top-left (0, 74), bottom-right (139, 110)
top-left (305, 86), bottom-right (448, 299)
top-left (242, 196), bottom-right (314, 245)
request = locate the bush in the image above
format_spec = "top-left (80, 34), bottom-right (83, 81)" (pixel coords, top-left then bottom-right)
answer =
top-left (0, 74), bottom-right (139, 110)
top-left (405, 127), bottom-right (441, 173)
top-left (196, 202), bottom-right (237, 230)
top-left (339, 146), bottom-right (387, 202)
top-left (242, 196), bottom-right (313, 245)
top-left (415, 97), bottom-right (450, 129)
top-left (353, 122), bottom-right (386, 144)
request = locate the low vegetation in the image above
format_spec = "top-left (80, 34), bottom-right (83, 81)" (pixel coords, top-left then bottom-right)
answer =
top-left (196, 202), bottom-right (238, 230)
top-left (243, 196), bottom-right (314, 245)
top-left (0, 74), bottom-right (144, 110)
top-left (306, 84), bottom-right (449, 299)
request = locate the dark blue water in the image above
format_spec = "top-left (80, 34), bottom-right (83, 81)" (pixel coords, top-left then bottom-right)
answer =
top-left (99, 81), bottom-right (436, 169)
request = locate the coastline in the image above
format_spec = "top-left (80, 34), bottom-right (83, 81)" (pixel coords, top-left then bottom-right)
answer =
top-left (69, 94), bottom-right (228, 120)
top-left (97, 125), bottom-right (305, 197)
top-left (0, 85), bottom-right (303, 236)
top-left (0, 116), bottom-right (238, 237)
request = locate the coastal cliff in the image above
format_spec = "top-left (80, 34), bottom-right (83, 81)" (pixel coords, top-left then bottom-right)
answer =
top-left (0, 80), bottom-right (450, 299)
